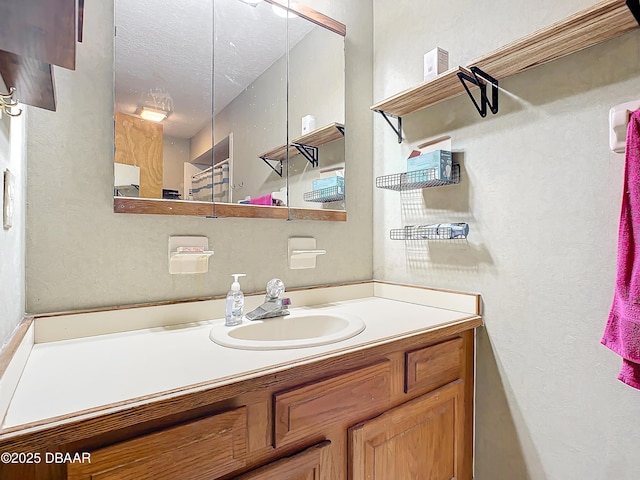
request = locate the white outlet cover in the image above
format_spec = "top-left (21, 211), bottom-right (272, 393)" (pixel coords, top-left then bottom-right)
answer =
top-left (3, 169), bottom-right (15, 230)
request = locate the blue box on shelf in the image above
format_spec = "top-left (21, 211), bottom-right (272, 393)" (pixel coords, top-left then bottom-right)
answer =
top-left (312, 175), bottom-right (344, 191)
top-left (406, 150), bottom-right (452, 183)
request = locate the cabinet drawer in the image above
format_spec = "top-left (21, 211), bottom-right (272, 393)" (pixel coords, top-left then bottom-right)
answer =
top-left (405, 337), bottom-right (463, 394)
top-left (274, 360), bottom-right (392, 447)
top-left (67, 407), bottom-right (247, 480)
top-left (235, 440), bottom-right (331, 480)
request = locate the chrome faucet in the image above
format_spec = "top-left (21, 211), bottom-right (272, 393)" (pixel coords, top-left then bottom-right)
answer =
top-left (245, 278), bottom-right (291, 321)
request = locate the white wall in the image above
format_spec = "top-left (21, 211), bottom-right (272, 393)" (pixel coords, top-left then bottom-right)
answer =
top-left (25, 0), bottom-right (373, 313)
top-left (0, 84), bottom-right (26, 346)
top-left (373, 0), bottom-right (640, 478)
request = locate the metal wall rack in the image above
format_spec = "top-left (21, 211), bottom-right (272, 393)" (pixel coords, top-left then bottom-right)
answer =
top-left (303, 185), bottom-right (345, 203)
top-left (390, 224), bottom-right (469, 241)
top-left (376, 163), bottom-right (460, 191)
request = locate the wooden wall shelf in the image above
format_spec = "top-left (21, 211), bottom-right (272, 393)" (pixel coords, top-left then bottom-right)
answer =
top-left (371, 0), bottom-right (639, 119)
top-left (258, 122), bottom-right (345, 163)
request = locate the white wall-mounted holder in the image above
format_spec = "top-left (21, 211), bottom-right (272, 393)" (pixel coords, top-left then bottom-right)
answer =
top-left (288, 237), bottom-right (326, 270)
top-left (3, 169), bottom-right (15, 230)
top-left (609, 100), bottom-right (640, 153)
top-left (168, 236), bottom-right (214, 274)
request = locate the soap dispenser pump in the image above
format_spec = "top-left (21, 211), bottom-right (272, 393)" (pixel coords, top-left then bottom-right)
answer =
top-left (225, 274), bottom-right (246, 326)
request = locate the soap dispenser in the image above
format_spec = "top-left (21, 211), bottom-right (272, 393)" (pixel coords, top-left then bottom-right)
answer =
top-left (225, 274), bottom-right (246, 326)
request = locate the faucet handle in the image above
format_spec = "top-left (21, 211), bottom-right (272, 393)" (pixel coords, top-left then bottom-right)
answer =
top-left (266, 278), bottom-right (285, 299)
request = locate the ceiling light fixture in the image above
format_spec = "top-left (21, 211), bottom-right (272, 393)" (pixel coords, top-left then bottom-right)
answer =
top-left (138, 106), bottom-right (168, 122)
top-left (137, 88), bottom-right (173, 123)
top-left (272, 4), bottom-right (298, 18)
top-left (237, 0), bottom-right (263, 6)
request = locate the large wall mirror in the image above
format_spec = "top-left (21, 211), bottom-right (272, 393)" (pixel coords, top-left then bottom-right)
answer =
top-left (113, 0), bottom-right (346, 221)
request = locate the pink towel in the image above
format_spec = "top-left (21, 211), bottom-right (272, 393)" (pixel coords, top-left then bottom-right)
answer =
top-left (602, 110), bottom-right (640, 390)
top-left (249, 194), bottom-right (273, 206)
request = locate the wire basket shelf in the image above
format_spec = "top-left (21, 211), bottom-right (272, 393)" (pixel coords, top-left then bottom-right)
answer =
top-left (303, 186), bottom-right (345, 203)
top-left (390, 223), bottom-right (469, 241)
top-left (376, 163), bottom-right (460, 191)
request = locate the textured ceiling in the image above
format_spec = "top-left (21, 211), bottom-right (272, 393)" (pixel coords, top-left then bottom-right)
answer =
top-left (115, 0), bottom-right (315, 138)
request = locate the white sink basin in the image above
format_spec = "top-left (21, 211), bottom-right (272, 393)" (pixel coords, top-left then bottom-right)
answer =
top-left (209, 312), bottom-right (365, 350)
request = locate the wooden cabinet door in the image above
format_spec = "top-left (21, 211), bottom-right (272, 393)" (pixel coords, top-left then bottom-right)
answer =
top-left (349, 381), bottom-right (466, 480)
top-left (235, 441), bottom-right (332, 480)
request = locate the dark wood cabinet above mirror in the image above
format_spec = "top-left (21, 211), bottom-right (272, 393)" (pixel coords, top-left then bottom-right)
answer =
top-left (0, 0), bottom-right (83, 111)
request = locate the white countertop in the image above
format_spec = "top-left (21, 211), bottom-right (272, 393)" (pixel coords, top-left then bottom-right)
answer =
top-left (3, 296), bottom-right (477, 429)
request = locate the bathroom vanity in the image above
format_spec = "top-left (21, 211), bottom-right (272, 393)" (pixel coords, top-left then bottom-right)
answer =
top-left (0, 282), bottom-right (481, 479)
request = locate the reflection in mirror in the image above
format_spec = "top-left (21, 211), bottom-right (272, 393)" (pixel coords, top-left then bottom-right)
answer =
top-left (113, 0), bottom-right (346, 220)
top-left (211, 0), bottom-right (291, 215)
top-left (113, 0), bottom-right (214, 203)
top-left (287, 20), bottom-right (345, 212)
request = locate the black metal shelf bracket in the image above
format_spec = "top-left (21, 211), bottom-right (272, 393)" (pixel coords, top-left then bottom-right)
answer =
top-left (336, 124), bottom-right (345, 136)
top-left (260, 156), bottom-right (284, 177)
top-left (292, 143), bottom-right (319, 168)
top-left (374, 110), bottom-right (403, 144)
top-left (457, 66), bottom-right (499, 118)
top-left (627, 0), bottom-right (640, 25)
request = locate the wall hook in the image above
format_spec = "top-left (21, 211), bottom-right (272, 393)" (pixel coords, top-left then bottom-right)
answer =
top-left (0, 87), bottom-right (23, 117)
top-left (457, 66), bottom-right (498, 118)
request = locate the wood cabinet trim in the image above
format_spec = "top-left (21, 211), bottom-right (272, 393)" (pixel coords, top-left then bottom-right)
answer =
top-left (0, 316), bottom-right (32, 381)
top-left (461, 329), bottom-right (475, 480)
top-left (265, 1), bottom-right (346, 37)
top-left (113, 198), bottom-right (347, 222)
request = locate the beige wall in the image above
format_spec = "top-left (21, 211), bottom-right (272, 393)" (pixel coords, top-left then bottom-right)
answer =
top-left (288, 26), bottom-right (345, 209)
top-left (213, 22), bottom-right (345, 207)
top-left (162, 135), bottom-right (190, 197)
top-left (0, 81), bottom-right (26, 346)
top-left (212, 43), bottom-right (288, 201)
top-left (373, 0), bottom-right (640, 478)
top-left (25, 0), bottom-right (373, 313)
